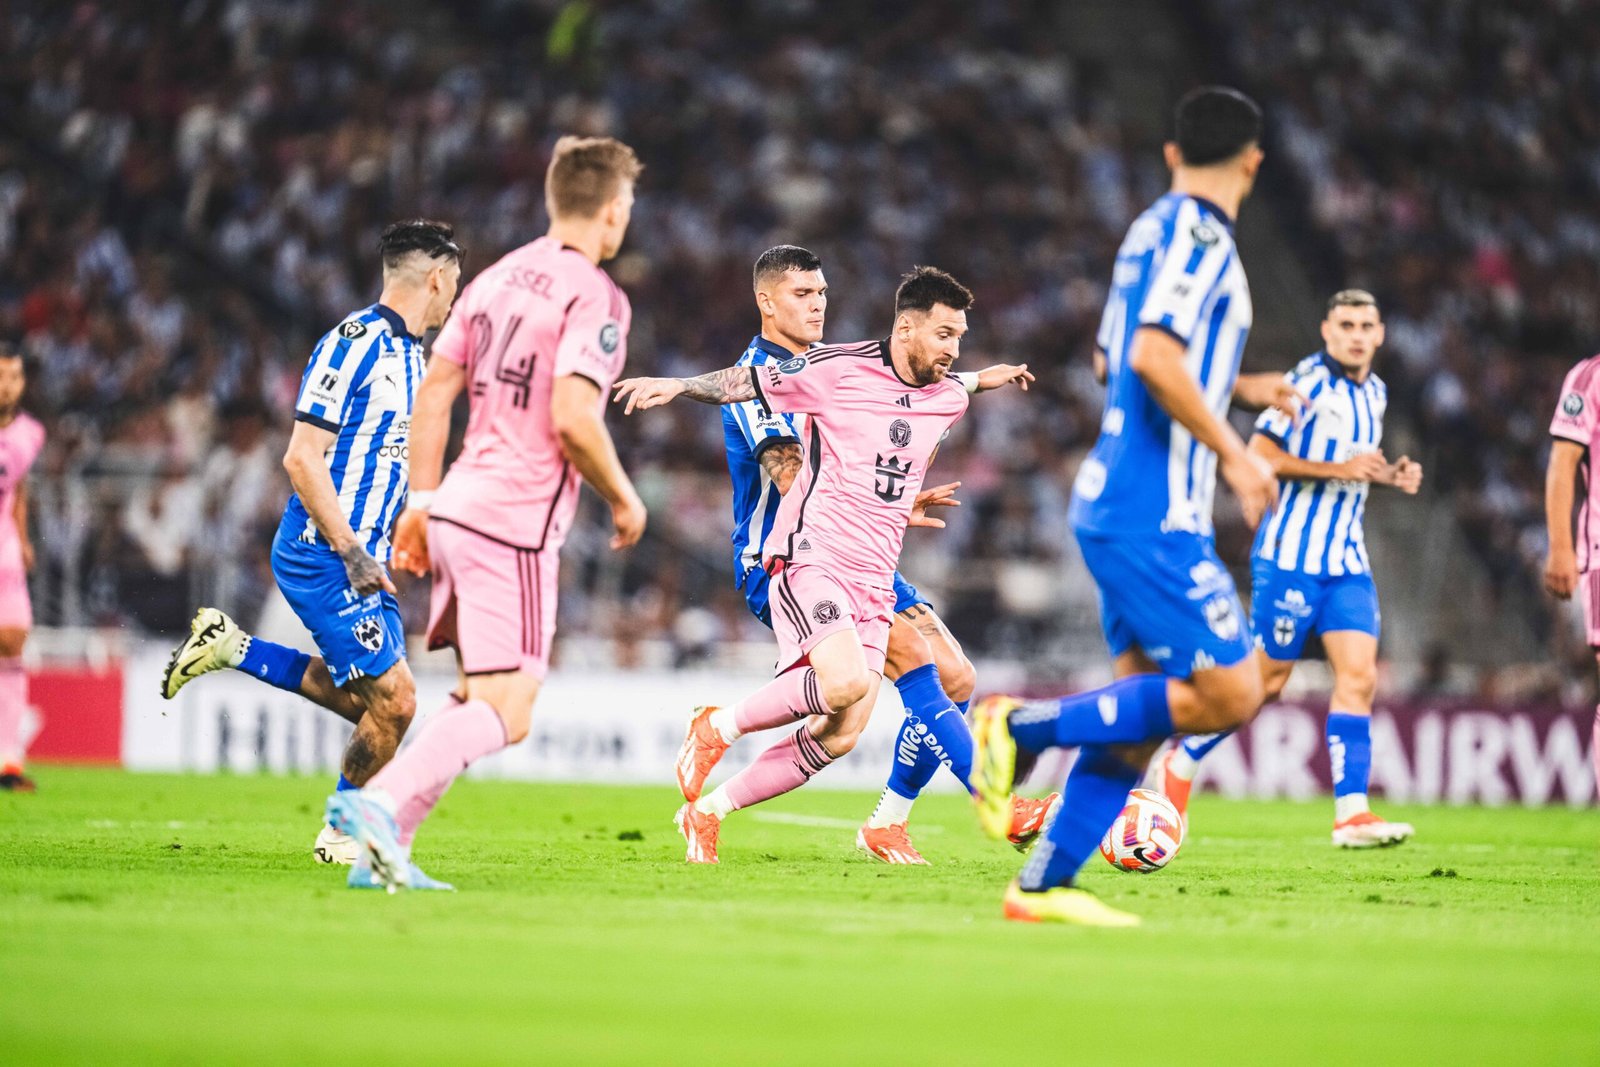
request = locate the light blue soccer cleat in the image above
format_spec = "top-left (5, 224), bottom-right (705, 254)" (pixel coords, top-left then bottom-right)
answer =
top-left (347, 861), bottom-right (454, 892)
top-left (325, 791), bottom-right (411, 893)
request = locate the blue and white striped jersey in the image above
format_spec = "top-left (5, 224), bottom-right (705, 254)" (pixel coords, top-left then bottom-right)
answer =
top-left (722, 334), bottom-right (804, 587)
top-left (1252, 352), bottom-right (1387, 575)
top-left (283, 303), bottom-right (424, 564)
top-left (1070, 192), bottom-right (1254, 537)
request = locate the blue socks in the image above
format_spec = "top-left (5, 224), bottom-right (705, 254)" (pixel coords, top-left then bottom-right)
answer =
top-left (885, 667), bottom-right (975, 800)
top-left (1180, 731), bottom-right (1232, 763)
top-left (236, 636), bottom-right (312, 695)
top-left (1019, 745), bottom-right (1140, 890)
top-left (1009, 674), bottom-right (1173, 753)
top-left (1327, 712), bottom-right (1372, 798)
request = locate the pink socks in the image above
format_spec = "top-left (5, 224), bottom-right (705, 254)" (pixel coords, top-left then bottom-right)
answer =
top-left (0, 657), bottom-right (27, 769)
top-left (733, 668), bottom-right (827, 734)
top-left (723, 726), bottom-right (836, 811)
top-left (367, 699), bottom-right (508, 843)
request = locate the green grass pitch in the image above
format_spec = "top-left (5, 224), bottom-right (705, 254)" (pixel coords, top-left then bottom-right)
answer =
top-left (2, 767), bottom-right (1597, 1065)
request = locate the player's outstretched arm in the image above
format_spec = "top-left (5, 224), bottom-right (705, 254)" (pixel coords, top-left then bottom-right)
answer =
top-left (959, 363), bottom-right (1034, 393)
top-left (613, 366), bottom-right (756, 413)
top-left (282, 421), bottom-right (395, 596)
top-left (1544, 439), bottom-right (1584, 599)
top-left (555, 374), bottom-right (646, 549)
top-left (1248, 434), bottom-right (1389, 485)
top-left (1233, 372), bottom-right (1309, 423)
top-left (1128, 327), bottom-right (1277, 528)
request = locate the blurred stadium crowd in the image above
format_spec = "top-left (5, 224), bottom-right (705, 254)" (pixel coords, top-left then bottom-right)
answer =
top-left (0, 0), bottom-right (1589, 674)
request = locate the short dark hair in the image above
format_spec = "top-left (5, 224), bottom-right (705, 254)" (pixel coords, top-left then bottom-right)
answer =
top-left (1326, 288), bottom-right (1380, 317)
top-left (752, 245), bottom-right (823, 289)
top-left (894, 266), bottom-right (974, 316)
top-left (1174, 86), bottom-right (1263, 166)
top-left (546, 135), bottom-right (643, 219)
top-left (379, 219), bottom-right (462, 271)
top-left (0, 340), bottom-right (21, 362)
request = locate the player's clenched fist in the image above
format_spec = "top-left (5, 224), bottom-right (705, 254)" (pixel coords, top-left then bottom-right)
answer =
top-left (610, 491), bottom-right (648, 550)
top-left (1222, 448), bottom-right (1278, 530)
top-left (613, 377), bottom-right (685, 413)
top-left (1545, 545), bottom-right (1578, 600)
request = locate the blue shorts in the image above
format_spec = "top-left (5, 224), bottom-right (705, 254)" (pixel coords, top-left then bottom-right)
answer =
top-left (270, 528), bottom-right (405, 687)
top-left (740, 567), bottom-right (929, 629)
top-left (1250, 560), bottom-right (1380, 661)
top-left (1076, 528), bottom-right (1254, 678)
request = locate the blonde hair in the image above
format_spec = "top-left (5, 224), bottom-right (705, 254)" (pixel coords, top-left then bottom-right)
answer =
top-left (545, 136), bottom-right (643, 219)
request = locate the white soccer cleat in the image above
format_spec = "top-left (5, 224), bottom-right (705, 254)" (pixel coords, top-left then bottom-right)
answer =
top-left (313, 823), bottom-right (360, 865)
top-left (161, 607), bottom-right (245, 699)
top-left (1332, 811), bottom-right (1414, 849)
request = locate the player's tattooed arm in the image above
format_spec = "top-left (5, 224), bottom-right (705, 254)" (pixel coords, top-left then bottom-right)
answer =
top-left (614, 367), bottom-right (756, 412)
top-left (338, 543), bottom-right (392, 598)
top-left (757, 442), bottom-right (803, 494)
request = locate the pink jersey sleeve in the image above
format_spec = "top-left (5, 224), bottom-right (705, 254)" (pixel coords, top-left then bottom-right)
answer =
top-left (430, 297), bottom-right (473, 367)
top-left (553, 273), bottom-right (628, 390)
top-left (751, 352), bottom-right (844, 418)
top-left (1551, 357), bottom-right (1600, 445)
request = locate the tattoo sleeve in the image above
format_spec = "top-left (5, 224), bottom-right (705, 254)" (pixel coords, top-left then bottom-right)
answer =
top-left (757, 442), bottom-right (803, 494)
top-left (679, 366), bottom-right (758, 404)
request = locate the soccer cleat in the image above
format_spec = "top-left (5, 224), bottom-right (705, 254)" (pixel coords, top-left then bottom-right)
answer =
top-left (313, 823), bottom-right (360, 865)
top-left (675, 802), bottom-right (721, 864)
top-left (0, 768), bottom-right (36, 792)
top-left (1332, 810), bottom-right (1414, 849)
top-left (675, 706), bottom-right (730, 802)
top-left (968, 695), bottom-right (1021, 841)
top-left (1153, 746), bottom-right (1193, 820)
top-left (856, 823), bottom-right (928, 865)
top-left (347, 861), bottom-right (454, 892)
top-left (161, 607), bottom-right (244, 700)
top-left (326, 791), bottom-right (411, 892)
top-left (1002, 880), bottom-right (1141, 927)
top-left (1006, 791), bottom-right (1062, 853)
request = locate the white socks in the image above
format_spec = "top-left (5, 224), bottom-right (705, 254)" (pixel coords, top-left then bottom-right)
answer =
top-left (1334, 792), bottom-right (1370, 823)
top-left (867, 788), bottom-right (914, 829)
top-left (709, 706), bottom-right (742, 744)
top-left (696, 786), bottom-right (735, 818)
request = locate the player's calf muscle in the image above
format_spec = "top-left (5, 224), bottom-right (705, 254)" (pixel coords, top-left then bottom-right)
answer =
top-left (1172, 662), bottom-right (1264, 732)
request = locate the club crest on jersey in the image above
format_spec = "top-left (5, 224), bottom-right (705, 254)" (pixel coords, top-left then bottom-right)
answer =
top-left (599, 322), bottom-right (620, 354)
top-left (873, 454), bottom-right (911, 502)
top-left (889, 419), bottom-right (911, 448)
top-left (778, 356), bottom-right (809, 374)
top-left (1564, 392), bottom-right (1584, 417)
top-left (339, 320), bottom-right (368, 339)
top-left (351, 617), bottom-right (384, 653)
top-left (812, 600), bottom-right (841, 625)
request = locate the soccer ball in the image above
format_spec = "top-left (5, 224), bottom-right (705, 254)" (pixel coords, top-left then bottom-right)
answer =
top-left (1099, 788), bottom-right (1185, 873)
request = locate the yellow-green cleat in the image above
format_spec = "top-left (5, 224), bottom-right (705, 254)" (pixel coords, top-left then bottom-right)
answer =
top-left (1002, 880), bottom-right (1141, 927)
top-left (967, 695), bottom-right (1021, 841)
top-left (160, 607), bottom-right (245, 700)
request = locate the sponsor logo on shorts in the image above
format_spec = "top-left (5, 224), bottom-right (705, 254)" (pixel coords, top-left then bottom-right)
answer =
top-left (889, 419), bottom-right (911, 448)
top-left (812, 600), bottom-right (841, 625)
top-left (352, 617), bottom-right (384, 653)
top-left (1274, 615), bottom-right (1296, 646)
top-left (1203, 594), bottom-right (1241, 640)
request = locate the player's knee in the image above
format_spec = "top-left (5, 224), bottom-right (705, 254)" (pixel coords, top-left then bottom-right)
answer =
top-left (812, 718), bottom-right (863, 756)
top-left (1336, 663), bottom-right (1378, 706)
top-left (941, 655), bottom-right (976, 705)
top-left (820, 670), bottom-right (871, 714)
top-left (1200, 666), bottom-right (1264, 731)
top-left (500, 706), bottom-right (532, 745)
top-left (1260, 669), bottom-right (1289, 703)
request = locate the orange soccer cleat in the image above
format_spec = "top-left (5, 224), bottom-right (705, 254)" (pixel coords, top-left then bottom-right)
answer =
top-left (1332, 810), bottom-right (1414, 849)
top-left (675, 706), bottom-right (731, 802)
top-left (856, 822), bottom-right (929, 865)
top-left (1153, 746), bottom-right (1193, 820)
top-left (675, 803), bottom-right (722, 864)
top-left (1006, 792), bottom-right (1062, 852)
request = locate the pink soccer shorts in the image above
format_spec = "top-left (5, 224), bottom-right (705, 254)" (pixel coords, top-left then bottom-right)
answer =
top-left (766, 560), bottom-right (892, 676)
top-left (426, 519), bottom-right (559, 678)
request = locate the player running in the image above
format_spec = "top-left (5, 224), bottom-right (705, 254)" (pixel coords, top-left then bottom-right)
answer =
top-left (968, 87), bottom-right (1277, 926)
top-left (1155, 289), bottom-right (1423, 847)
top-left (710, 245), bottom-right (1058, 864)
top-left (617, 266), bottom-right (1032, 864)
top-left (161, 221), bottom-right (462, 863)
top-left (0, 346), bottom-right (44, 792)
top-left (1543, 347), bottom-right (1600, 794)
top-left (325, 136), bottom-right (647, 891)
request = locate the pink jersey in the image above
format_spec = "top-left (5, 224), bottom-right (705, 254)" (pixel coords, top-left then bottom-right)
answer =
top-left (756, 340), bottom-right (969, 586)
top-left (0, 412), bottom-right (44, 572)
top-left (1551, 354), bottom-right (1600, 571)
top-left (430, 237), bottom-right (631, 550)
